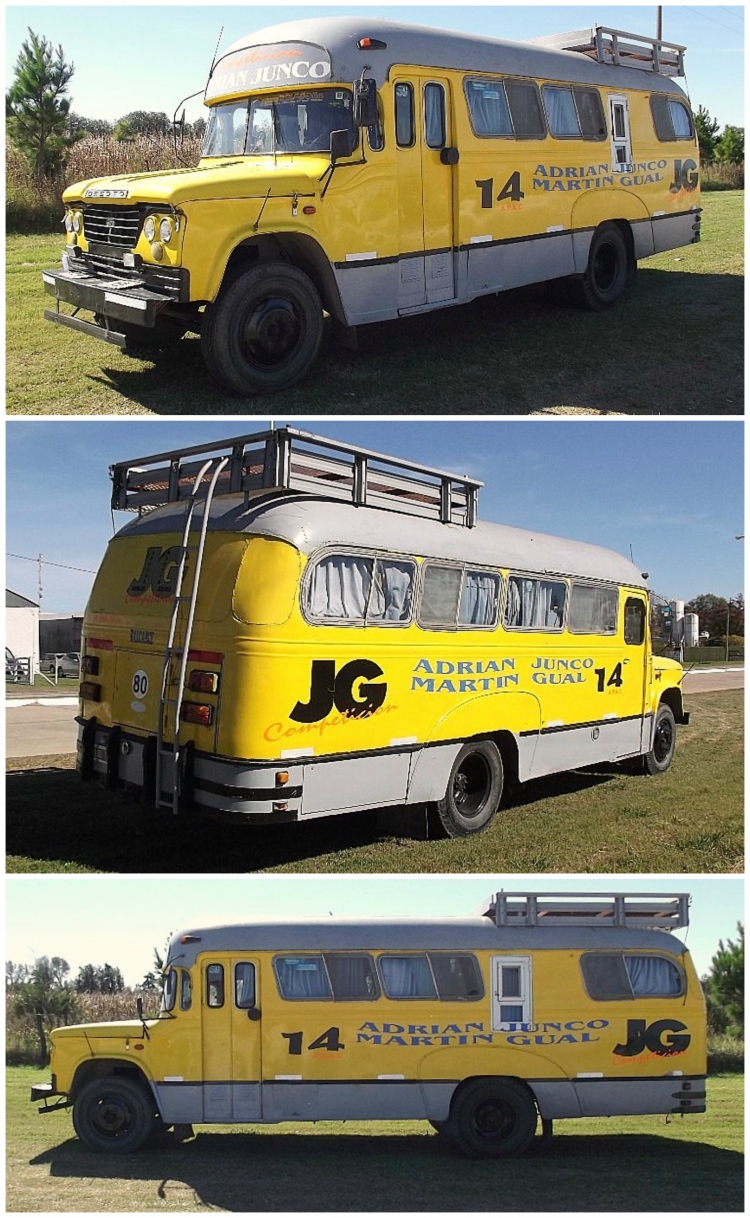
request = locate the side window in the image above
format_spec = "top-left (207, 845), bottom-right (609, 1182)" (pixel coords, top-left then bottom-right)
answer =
top-left (419, 564), bottom-right (463, 626)
top-left (650, 94), bottom-right (674, 141)
top-left (624, 597), bottom-right (646, 645)
top-left (504, 575), bottom-right (567, 631)
top-left (542, 85), bottom-right (581, 137)
top-left (395, 83), bottom-right (415, 147)
top-left (492, 955), bottom-right (532, 1029)
top-left (380, 954), bottom-right (437, 999)
top-left (651, 95), bottom-right (695, 141)
top-left (162, 968), bottom-right (177, 1013)
top-left (428, 953), bottom-right (484, 1000)
top-left (324, 954), bottom-right (380, 1000)
top-left (574, 88), bottom-right (607, 139)
top-left (424, 82), bottom-right (446, 148)
top-left (307, 553), bottom-right (415, 624)
top-left (581, 953), bottom-right (684, 999)
top-left (275, 956), bottom-right (332, 1000)
top-left (180, 969), bottom-right (192, 1011)
top-left (464, 78), bottom-right (512, 137)
top-left (234, 962), bottom-right (256, 1009)
top-left (505, 79), bottom-right (545, 139)
top-left (569, 584), bottom-right (619, 634)
top-left (458, 570), bottom-right (500, 627)
top-left (206, 963), bottom-right (224, 1008)
top-left (669, 98), bottom-right (694, 139)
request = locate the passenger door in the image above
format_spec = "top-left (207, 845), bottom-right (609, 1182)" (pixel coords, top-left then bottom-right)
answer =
top-left (201, 957), bottom-right (262, 1121)
top-left (608, 94), bottom-right (632, 170)
top-left (393, 75), bottom-right (457, 308)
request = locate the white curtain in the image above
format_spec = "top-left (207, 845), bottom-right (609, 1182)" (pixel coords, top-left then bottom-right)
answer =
top-left (570, 585), bottom-right (618, 633)
top-left (234, 963), bottom-right (256, 1008)
top-left (381, 955), bottom-right (436, 998)
top-left (543, 86), bottom-right (580, 136)
top-left (460, 571), bottom-right (499, 626)
top-left (626, 955), bottom-right (682, 996)
top-left (310, 555), bottom-right (372, 619)
top-left (276, 957), bottom-right (331, 999)
top-left (506, 577), bottom-right (565, 628)
top-left (369, 560), bottom-right (414, 621)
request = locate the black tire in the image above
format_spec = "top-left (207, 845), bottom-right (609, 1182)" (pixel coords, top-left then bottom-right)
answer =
top-left (570, 222), bottom-right (632, 310)
top-left (56, 667), bottom-right (64, 678)
top-left (435, 741), bottom-right (503, 837)
top-left (644, 703), bottom-right (676, 774)
top-left (202, 262), bottom-right (323, 395)
top-left (445, 1079), bottom-right (538, 1160)
top-left (72, 1076), bottom-right (155, 1154)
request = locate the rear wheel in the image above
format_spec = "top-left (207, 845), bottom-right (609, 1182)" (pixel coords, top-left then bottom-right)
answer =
top-left (435, 741), bottom-right (503, 837)
top-left (644, 703), bottom-right (676, 774)
top-left (73, 1076), bottom-right (154, 1154)
top-left (569, 222), bottom-right (632, 310)
top-left (202, 262), bottom-right (323, 395)
top-left (446, 1079), bottom-right (538, 1159)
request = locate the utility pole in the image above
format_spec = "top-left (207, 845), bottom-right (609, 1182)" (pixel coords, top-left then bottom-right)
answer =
top-left (657, 6), bottom-right (663, 41)
top-left (37, 552), bottom-right (43, 605)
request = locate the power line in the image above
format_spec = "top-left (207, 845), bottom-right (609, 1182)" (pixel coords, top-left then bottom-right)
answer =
top-left (6, 552), bottom-right (97, 574)
top-left (682, 6), bottom-right (745, 35)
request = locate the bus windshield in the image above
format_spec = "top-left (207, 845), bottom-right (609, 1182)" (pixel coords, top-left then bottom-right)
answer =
top-left (203, 89), bottom-right (354, 156)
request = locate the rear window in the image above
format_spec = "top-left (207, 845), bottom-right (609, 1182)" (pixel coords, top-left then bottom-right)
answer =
top-left (650, 95), bottom-right (695, 141)
top-left (581, 952), bottom-right (684, 999)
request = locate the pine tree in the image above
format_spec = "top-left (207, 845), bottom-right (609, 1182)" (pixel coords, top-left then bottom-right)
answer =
top-left (6, 28), bottom-right (83, 182)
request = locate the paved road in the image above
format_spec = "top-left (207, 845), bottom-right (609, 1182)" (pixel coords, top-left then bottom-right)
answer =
top-left (6, 669), bottom-right (743, 759)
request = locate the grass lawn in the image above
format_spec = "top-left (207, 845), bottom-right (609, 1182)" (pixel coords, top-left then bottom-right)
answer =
top-left (6, 1067), bottom-right (743, 1212)
top-left (6, 689), bottom-right (742, 875)
top-left (6, 192), bottom-right (742, 416)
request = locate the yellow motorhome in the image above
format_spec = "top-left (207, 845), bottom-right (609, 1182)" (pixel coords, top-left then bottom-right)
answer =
top-left (31, 891), bottom-right (707, 1158)
top-left (43, 17), bottom-right (700, 395)
top-left (76, 428), bottom-right (688, 835)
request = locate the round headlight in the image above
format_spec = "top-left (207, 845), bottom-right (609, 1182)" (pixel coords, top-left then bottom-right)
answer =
top-left (150, 242), bottom-right (164, 262)
top-left (64, 213), bottom-right (74, 232)
top-left (144, 216), bottom-right (156, 242)
top-left (159, 218), bottom-right (173, 243)
top-left (72, 211), bottom-right (82, 234)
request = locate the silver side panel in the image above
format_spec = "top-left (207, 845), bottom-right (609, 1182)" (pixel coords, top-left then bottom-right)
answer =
top-left (573, 1076), bottom-right (703, 1117)
top-left (334, 262), bottom-right (399, 325)
top-left (301, 752), bottom-right (410, 815)
top-left (527, 1079), bottom-right (582, 1119)
top-left (631, 217), bottom-right (655, 260)
top-left (406, 741), bottom-right (462, 803)
top-left (153, 1082), bottom-right (206, 1124)
top-left (651, 210), bottom-right (699, 254)
top-left (466, 232), bottom-right (577, 296)
top-left (153, 1080), bottom-right (455, 1124)
top-left (528, 716), bottom-right (643, 780)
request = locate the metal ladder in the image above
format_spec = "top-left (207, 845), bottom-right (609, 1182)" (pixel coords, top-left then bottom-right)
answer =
top-left (155, 455), bottom-right (229, 814)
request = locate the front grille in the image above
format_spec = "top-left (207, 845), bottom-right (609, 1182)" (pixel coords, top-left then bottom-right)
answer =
top-left (83, 204), bottom-right (142, 249)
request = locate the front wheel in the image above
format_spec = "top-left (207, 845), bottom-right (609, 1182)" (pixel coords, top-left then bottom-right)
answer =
top-left (435, 740), bottom-right (504, 837)
top-left (644, 703), bottom-right (676, 774)
top-left (569, 222), bottom-right (632, 311)
top-left (445, 1079), bottom-right (538, 1159)
top-left (202, 262), bottom-right (323, 396)
top-left (72, 1076), bottom-right (155, 1154)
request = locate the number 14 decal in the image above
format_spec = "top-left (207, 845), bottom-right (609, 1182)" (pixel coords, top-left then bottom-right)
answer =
top-left (282, 1026), bottom-right (345, 1055)
top-left (475, 172), bottom-right (524, 207)
top-left (595, 662), bottom-right (624, 692)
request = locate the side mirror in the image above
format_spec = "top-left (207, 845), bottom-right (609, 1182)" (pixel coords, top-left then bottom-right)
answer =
top-left (353, 78), bottom-right (379, 128)
top-left (331, 128), bottom-right (357, 163)
top-left (136, 996), bottom-right (143, 1019)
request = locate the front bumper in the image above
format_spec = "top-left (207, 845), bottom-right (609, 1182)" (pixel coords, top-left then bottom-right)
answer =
top-left (42, 256), bottom-right (190, 342)
top-left (30, 1080), bottom-right (71, 1113)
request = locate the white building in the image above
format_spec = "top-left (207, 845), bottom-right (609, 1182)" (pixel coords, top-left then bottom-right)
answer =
top-left (6, 589), bottom-right (40, 673)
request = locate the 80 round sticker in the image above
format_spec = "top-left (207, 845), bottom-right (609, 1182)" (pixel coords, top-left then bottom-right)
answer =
top-left (132, 670), bottom-right (149, 699)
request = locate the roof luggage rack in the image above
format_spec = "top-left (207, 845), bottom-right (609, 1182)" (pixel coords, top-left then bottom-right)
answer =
top-left (485, 891), bottom-right (690, 930)
top-left (110, 427), bottom-right (481, 528)
top-left (527, 26), bottom-right (686, 77)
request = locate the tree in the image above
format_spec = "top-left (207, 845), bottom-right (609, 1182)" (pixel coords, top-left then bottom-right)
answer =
top-left (6, 28), bottom-right (83, 182)
top-left (693, 105), bottom-right (721, 164)
top-left (191, 117), bottom-right (207, 139)
top-left (716, 125), bottom-right (744, 165)
top-left (114, 109), bottom-right (171, 140)
top-left (685, 593), bottom-right (744, 647)
top-left (703, 925), bottom-right (743, 1037)
top-left (66, 111), bottom-right (112, 138)
top-left (12, 956), bottom-right (79, 1063)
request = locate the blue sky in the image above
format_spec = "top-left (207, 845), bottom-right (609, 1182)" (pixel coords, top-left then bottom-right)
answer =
top-left (5, 418), bottom-right (744, 613)
top-left (6, 874), bottom-right (743, 986)
top-left (6, 5), bottom-right (744, 128)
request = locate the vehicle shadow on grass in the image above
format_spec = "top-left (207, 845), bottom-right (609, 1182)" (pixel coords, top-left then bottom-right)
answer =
top-left (5, 761), bottom-right (614, 874)
top-left (30, 1130), bottom-right (744, 1211)
top-left (81, 269), bottom-right (743, 418)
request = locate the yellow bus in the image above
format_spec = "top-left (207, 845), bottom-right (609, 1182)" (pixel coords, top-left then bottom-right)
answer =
top-left (43, 17), bottom-right (700, 395)
top-left (30, 891), bottom-right (707, 1158)
top-left (76, 428), bottom-right (688, 836)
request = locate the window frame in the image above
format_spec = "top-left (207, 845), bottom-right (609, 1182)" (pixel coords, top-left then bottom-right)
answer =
top-left (650, 93), bottom-right (695, 142)
top-left (234, 961), bottom-right (257, 1010)
top-left (423, 81), bottom-right (447, 149)
top-left (273, 952), bottom-right (380, 1002)
top-left (378, 951), bottom-right (484, 1001)
top-left (205, 963), bottom-right (225, 1009)
top-left (567, 582), bottom-right (620, 636)
top-left (302, 547), bottom-right (417, 629)
top-left (502, 571), bottom-right (569, 634)
top-left (580, 951), bottom-right (686, 1001)
top-left (394, 81), bottom-right (416, 148)
top-left (504, 78), bottom-right (547, 141)
top-left (541, 84), bottom-right (582, 140)
top-left (573, 87), bottom-right (608, 141)
top-left (463, 76), bottom-right (514, 140)
top-left (417, 560), bottom-right (502, 632)
top-left (624, 595), bottom-right (647, 646)
top-left (179, 968), bottom-right (192, 1011)
top-left (491, 954), bottom-right (533, 1030)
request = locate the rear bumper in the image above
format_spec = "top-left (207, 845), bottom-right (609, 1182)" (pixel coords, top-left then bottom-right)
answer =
top-left (42, 257), bottom-right (190, 338)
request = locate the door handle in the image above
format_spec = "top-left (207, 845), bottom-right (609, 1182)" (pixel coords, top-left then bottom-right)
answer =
top-left (440, 147), bottom-right (459, 165)
top-left (247, 1007), bottom-right (261, 1021)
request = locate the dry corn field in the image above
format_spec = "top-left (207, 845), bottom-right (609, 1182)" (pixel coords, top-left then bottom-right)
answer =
top-left (6, 133), bottom-right (204, 188)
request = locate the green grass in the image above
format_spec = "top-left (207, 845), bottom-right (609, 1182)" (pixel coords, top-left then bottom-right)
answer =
top-left (6, 192), bottom-right (742, 415)
top-left (5, 689), bottom-right (742, 875)
top-left (6, 1066), bottom-right (744, 1211)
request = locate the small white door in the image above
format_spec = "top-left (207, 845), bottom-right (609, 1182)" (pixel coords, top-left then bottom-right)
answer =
top-left (491, 955), bottom-right (533, 1030)
top-left (608, 94), bottom-right (632, 171)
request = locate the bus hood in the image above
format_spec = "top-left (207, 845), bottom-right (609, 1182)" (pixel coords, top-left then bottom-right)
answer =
top-left (63, 156), bottom-right (327, 206)
top-left (51, 1020), bottom-right (154, 1040)
top-left (653, 656), bottom-right (684, 677)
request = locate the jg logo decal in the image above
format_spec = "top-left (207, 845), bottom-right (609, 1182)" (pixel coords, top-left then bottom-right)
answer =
top-left (613, 1018), bottom-right (690, 1057)
top-left (128, 546), bottom-right (183, 599)
top-left (290, 660), bottom-right (387, 723)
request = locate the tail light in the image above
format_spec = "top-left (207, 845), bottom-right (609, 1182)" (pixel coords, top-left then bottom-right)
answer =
top-left (80, 681), bottom-right (102, 702)
top-left (81, 655), bottom-right (100, 676)
top-left (181, 702), bottom-right (213, 727)
top-left (187, 649), bottom-right (223, 664)
top-left (87, 637), bottom-right (113, 650)
top-left (188, 670), bottom-right (219, 694)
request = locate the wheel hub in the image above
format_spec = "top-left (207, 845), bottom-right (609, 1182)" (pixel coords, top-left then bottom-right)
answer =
top-left (94, 1098), bottom-right (131, 1136)
top-left (473, 1099), bottom-right (514, 1141)
top-left (243, 296), bottom-right (301, 366)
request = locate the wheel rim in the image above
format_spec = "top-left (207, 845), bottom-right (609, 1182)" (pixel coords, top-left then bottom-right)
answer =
top-left (452, 753), bottom-right (491, 819)
top-left (653, 717), bottom-right (674, 764)
top-left (471, 1098), bottom-right (517, 1144)
top-left (592, 242), bottom-right (619, 293)
top-left (90, 1093), bottom-right (137, 1140)
top-left (241, 295), bottom-right (303, 369)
